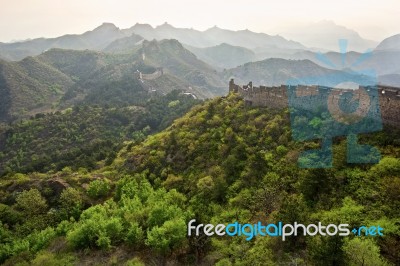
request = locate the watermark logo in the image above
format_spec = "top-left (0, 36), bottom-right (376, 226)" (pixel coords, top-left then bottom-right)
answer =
top-left (187, 219), bottom-right (384, 241)
top-left (286, 39), bottom-right (382, 168)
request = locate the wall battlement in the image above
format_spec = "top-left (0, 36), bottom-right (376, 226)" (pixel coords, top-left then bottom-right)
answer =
top-left (135, 68), bottom-right (164, 81)
top-left (229, 79), bottom-right (400, 127)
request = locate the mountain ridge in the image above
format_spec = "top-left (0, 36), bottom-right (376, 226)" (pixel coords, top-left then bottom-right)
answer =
top-left (0, 39), bottom-right (227, 122)
top-left (279, 20), bottom-right (378, 52)
top-left (222, 57), bottom-right (374, 86)
top-left (375, 34), bottom-right (400, 51)
top-left (0, 22), bottom-right (306, 61)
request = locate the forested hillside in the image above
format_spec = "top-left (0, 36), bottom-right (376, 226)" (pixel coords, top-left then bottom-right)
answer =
top-left (0, 91), bottom-right (200, 176)
top-left (0, 40), bottom-right (226, 123)
top-left (0, 94), bottom-right (398, 265)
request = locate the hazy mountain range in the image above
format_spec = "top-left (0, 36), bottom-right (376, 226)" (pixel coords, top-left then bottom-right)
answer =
top-left (0, 22), bottom-right (305, 61)
top-left (184, 43), bottom-right (256, 70)
top-left (124, 23), bottom-right (306, 50)
top-left (0, 38), bottom-right (225, 122)
top-left (0, 23), bottom-right (128, 61)
top-left (0, 22), bottom-right (399, 123)
top-left (0, 22), bottom-right (398, 75)
top-left (222, 58), bottom-right (375, 87)
top-left (1, 21), bottom-right (384, 61)
top-left (375, 34), bottom-right (400, 51)
top-left (278, 20), bottom-right (378, 52)
top-left (273, 41), bottom-right (400, 84)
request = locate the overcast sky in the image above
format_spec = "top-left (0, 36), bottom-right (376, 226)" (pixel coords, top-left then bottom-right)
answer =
top-left (0, 0), bottom-right (399, 42)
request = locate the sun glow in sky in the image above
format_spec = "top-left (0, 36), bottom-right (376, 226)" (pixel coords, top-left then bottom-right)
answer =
top-left (0, 0), bottom-right (399, 42)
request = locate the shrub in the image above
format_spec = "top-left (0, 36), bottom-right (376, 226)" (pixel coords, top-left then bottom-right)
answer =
top-left (0, 227), bottom-right (55, 264)
top-left (146, 218), bottom-right (187, 254)
top-left (59, 188), bottom-right (83, 219)
top-left (66, 218), bottom-right (100, 249)
top-left (87, 179), bottom-right (110, 199)
top-left (125, 257), bottom-right (145, 266)
top-left (125, 222), bottom-right (143, 247)
top-left (30, 251), bottom-right (76, 266)
top-left (14, 189), bottom-right (48, 217)
top-left (66, 206), bottom-right (123, 250)
top-left (215, 258), bottom-right (233, 266)
top-left (55, 220), bottom-right (74, 236)
top-left (96, 233), bottom-right (111, 250)
top-left (343, 238), bottom-right (390, 266)
top-left (26, 227), bottom-right (57, 253)
top-left (0, 203), bottom-right (22, 227)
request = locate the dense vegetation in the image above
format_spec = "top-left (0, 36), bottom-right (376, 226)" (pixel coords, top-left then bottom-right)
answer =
top-left (0, 94), bottom-right (399, 265)
top-left (0, 91), bottom-right (200, 176)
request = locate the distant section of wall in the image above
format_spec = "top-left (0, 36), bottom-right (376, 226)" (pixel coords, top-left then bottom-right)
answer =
top-left (229, 79), bottom-right (400, 127)
top-left (135, 68), bottom-right (163, 81)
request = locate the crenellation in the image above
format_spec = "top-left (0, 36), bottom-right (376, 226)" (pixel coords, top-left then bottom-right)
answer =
top-left (229, 79), bottom-right (400, 128)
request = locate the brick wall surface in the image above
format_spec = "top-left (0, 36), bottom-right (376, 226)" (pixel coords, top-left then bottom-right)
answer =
top-left (229, 79), bottom-right (400, 128)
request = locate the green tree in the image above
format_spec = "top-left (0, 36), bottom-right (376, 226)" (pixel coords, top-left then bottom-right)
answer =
top-left (14, 188), bottom-right (48, 217)
top-left (343, 238), bottom-right (389, 266)
top-left (87, 179), bottom-right (110, 199)
top-left (146, 218), bottom-right (187, 264)
top-left (59, 187), bottom-right (83, 219)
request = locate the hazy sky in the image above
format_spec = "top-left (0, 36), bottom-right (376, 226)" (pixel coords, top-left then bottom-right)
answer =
top-left (0, 0), bottom-right (399, 42)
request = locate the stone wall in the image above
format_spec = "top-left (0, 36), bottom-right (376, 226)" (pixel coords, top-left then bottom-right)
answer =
top-left (135, 68), bottom-right (164, 81)
top-left (141, 68), bottom-right (163, 80)
top-left (379, 85), bottom-right (400, 127)
top-left (229, 79), bottom-right (400, 128)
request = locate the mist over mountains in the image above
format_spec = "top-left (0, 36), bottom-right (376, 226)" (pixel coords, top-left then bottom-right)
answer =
top-left (278, 20), bottom-right (378, 52)
top-left (0, 38), bottom-right (225, 122)
top-left (0, 21), bottom-right (399, 123)
top-left (139, 22), bottom-right (305, 50)
top-left (0, 23), bottom-right (128, 61)
top-left (222, 58), bottom-right (375, 87)
top-left (375, 34), bottom-right (400, 51)
top-left (0, 11), bottom-right (400, 265)
top-left (276, 34), bottom-right (400, 85)
top-left (0, 21), bottom-right (384, 61)
top-left (184, 43), bottom-right (256, 70)
top-left (0, 22), bottom-right (397, 73)
top-left (0, 22), bottom-right (306, 61)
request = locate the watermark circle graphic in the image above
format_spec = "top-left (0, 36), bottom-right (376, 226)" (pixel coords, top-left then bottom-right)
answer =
top-left (285, 39), bottom-right (383, 167)
top-left (327, 86), bottom-right (370, 125)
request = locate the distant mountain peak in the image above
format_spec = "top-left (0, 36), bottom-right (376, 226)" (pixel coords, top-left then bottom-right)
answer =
top-left (375, 34), bottom-right (400, 51)
top-left (93, 22), bottom-right (119, 31)
top-left (142, 38), bottom-right (185, 52)
top-left (132, 23), bottom-right (154, 30)
top-left (160, 38), bottom-right (181, 45)
top-left (205, 25), bottom-right (222, 32)
top-left (279, 20), bottom-right (377, 52)
top-left (157, 22), bottom-right (174, 29)
top-left (142, 39), bottom-right (160, 50)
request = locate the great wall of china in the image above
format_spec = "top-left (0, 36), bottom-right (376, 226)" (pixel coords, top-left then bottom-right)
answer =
top-left (135, 68), bottom-right (164, 81)
top-left (229, 79), bottom-right (400, 127)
